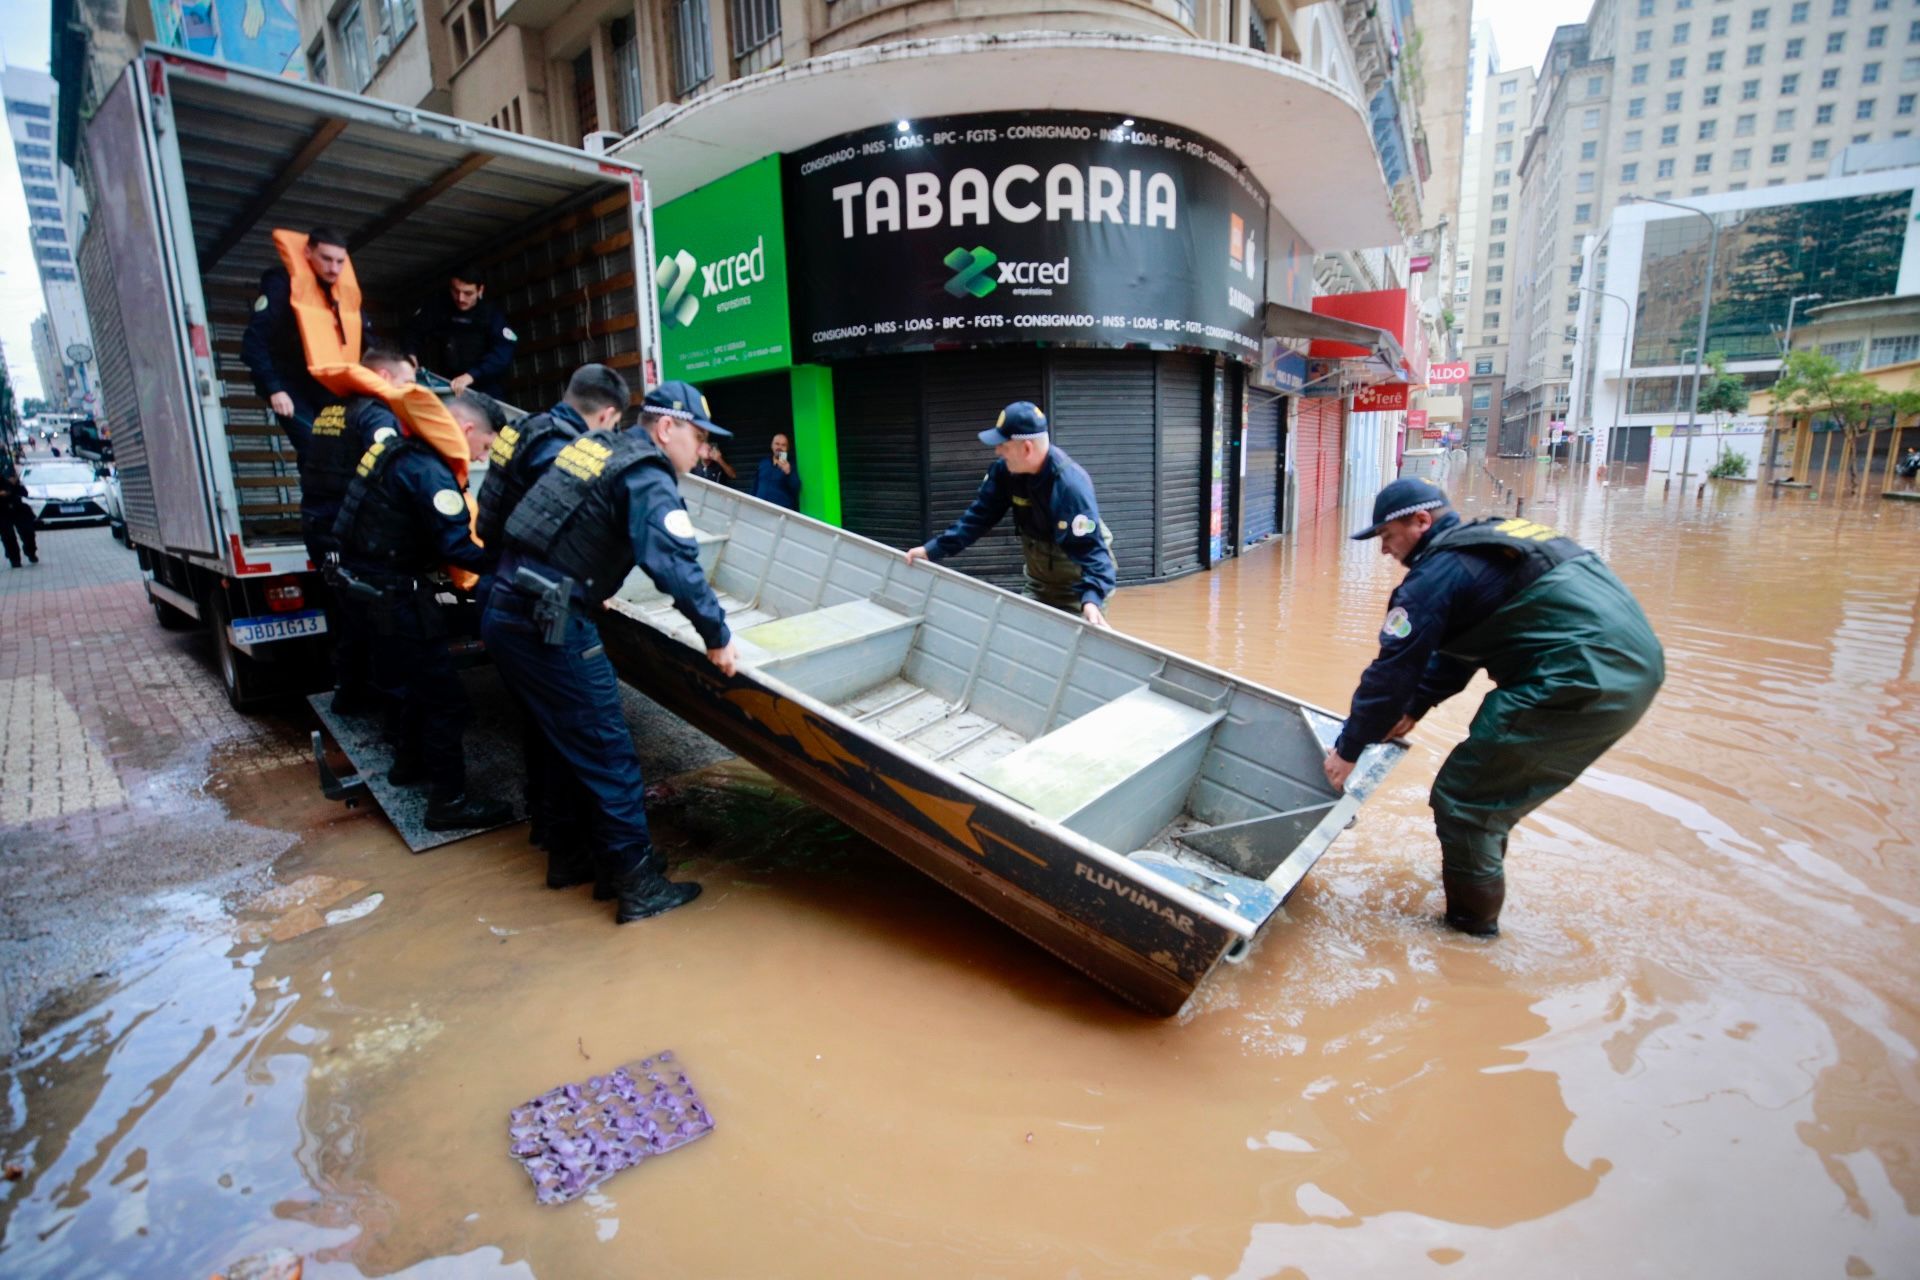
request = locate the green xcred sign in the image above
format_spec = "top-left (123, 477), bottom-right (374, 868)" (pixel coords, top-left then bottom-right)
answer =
top-left (652, 155), bottom-right (792, 380)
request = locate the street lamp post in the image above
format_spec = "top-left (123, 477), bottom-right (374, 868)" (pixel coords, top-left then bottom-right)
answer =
top-left (1580, 286), bottom-right (1636, 473)
top-left (1770, 293), bottom-right (1822, 482)
top-left (1626, 195), bottom-right (1719, 495)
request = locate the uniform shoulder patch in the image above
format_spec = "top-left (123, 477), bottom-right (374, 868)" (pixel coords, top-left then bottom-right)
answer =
top-left (1382, 606), bottom-right (1413, 640)
top-left (433, 489), bottom-right (467, 518)
top-left (663, 509), bottom-right (697, 540)
top-left (1070, 513), bottom-right (1096, 537)
top-left (253, 295), bottom-right (269, 312)
top-left (502, 326), bottom-right (517, 342)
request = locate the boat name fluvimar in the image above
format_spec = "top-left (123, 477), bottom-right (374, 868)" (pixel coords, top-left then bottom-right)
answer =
top-left (1075, 862), bottom-right (1196, 935)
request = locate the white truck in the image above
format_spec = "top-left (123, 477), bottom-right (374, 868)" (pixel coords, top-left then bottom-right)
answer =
top-left (77, 48), bottom-right (662, 708)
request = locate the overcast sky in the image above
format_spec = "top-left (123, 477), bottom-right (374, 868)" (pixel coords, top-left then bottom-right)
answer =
top-left (0, 0), bottom-right (1592, 404)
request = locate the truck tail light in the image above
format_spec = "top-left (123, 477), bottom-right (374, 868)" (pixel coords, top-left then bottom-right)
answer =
top-left (265, 580), bottom-right (306, 613)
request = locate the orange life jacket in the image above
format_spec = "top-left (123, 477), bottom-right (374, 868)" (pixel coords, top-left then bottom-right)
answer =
top-left (272, 227), bottom-right (365, 367)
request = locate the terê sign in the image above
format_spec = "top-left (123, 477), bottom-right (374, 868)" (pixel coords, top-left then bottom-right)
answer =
top-left (786, 112), bottom-right (1270, 364)
top-left (1352, 383), bottom-right (1409, 411)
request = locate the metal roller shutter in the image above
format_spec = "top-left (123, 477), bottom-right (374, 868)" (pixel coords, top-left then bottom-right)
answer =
top-left (1242, 389), bottom-right (1283, 546)
top-left (703, 371), bottom-right (791, 495)
top-left (922, 350), bottom-right (1043, 590)
top-left (1157, 354), bottom-right (1207, 577)
top-left (1048, 352), bottom-right (1156, 586)
top-left (1293, 398), bottom-right (1344, 530)
top-left (835, 356), bottom-right (926, 549)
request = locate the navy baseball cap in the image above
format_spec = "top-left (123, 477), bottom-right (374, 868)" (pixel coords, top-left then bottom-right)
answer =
top-left (1350, 478), bottom-right (1451, 539)
top-left (643, 379), bottom-right (730, 437)
top-left (978, 400), bottom-right (1049, 446)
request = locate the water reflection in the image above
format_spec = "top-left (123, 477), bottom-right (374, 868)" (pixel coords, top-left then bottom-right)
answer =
top-left (1, 459), bottom-right (1916, 1277)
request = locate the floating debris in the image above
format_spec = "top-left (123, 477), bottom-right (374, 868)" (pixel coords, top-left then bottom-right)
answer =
top-left (508, 1052), bottom-right (713, 1205)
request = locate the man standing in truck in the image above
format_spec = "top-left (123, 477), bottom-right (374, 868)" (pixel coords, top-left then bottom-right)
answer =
top-left (240, 226), bottom-right (373, 432)
top-left (407, 268), bottom-right (517, 400)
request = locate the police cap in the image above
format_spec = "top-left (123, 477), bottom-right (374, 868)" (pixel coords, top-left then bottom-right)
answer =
top-left (643, 379), bottom-right (731, 438)
top-left (1350, 477), bottom-right (1451, 540)
top-left (978, 400), bottom-right (1048, 446)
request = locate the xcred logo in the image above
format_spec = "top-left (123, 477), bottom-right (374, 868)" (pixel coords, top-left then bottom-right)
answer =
top-left (944, 246), bottom-right (998, 298)
top-left (656, 250), bottom-right (700, 328)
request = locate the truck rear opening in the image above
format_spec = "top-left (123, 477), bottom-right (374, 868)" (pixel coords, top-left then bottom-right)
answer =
top-left (77, 48), bottom-right (659, 709)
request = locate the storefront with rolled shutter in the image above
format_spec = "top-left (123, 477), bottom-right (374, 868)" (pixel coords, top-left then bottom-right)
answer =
top-left (1291, 397), bottom-right (1345, 533)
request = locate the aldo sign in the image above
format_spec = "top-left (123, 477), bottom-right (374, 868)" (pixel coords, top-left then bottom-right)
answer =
top-left (653, 155), bottom-right (793, 380)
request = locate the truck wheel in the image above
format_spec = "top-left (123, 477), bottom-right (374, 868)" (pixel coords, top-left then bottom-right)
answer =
top-left (208, 593), bottom-right (273, 712)
top-left (152, 592), bottom-right (194, 630)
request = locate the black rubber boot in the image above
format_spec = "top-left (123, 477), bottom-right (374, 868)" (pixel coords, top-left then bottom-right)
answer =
top-left (387, 756), bottom-right (429, 788)
top-left (614, 865), bottom-right (701, 923)
top-left (545, 843), bottom-right (596, 890)
top-left (423, 794), bottom-right (514, 832)
top-left (1442, 870), bottom-right (1505, 938)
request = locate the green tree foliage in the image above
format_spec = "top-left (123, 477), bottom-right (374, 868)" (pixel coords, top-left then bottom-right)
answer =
top-left (0, 364), bottom-right (21, 441)
top-left (1770, 349), bottom-right (1913, 492)
top-left (1707, 446), bottom-right (1750, 478)
top-left (1694, 352), bottom-right (1751, 423)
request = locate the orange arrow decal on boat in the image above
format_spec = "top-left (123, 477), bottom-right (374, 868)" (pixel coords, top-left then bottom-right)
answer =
top-left (878, 775), bottom-right (984, 856)
top-left (723, 689), bottom-right (863, 777)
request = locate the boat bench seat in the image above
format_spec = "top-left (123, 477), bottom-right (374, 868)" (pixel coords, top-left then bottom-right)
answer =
top-left (734, 598), bottom-right (923, 704)
top-left (611, 530), bottom-right (730, 607)
top-left (966, 686), bottom-right (1225, 854)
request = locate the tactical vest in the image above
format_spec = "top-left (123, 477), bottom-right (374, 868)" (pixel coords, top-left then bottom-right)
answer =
top-left (1420, 516), bottom-right (1591, 595)
top-left (299, 401), bottom-right (367, 513)
top-left (425, 310), bottom-right (489, 378)
top-left (333, 435), bottom-right (435, 573)
top-left (474, 411), bottom-right (579, 547)
top-left (503, 429), bottom-right (671, 602)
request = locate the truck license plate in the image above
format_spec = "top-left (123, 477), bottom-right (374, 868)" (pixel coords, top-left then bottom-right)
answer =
top-left (230, 610), bottom-right (327, 645)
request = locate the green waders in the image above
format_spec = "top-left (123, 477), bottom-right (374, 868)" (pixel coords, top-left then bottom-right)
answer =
top-left (1019, 522), bottom-right (1115, 614)
top-left (1428, 555), bottom-right (1665, 917)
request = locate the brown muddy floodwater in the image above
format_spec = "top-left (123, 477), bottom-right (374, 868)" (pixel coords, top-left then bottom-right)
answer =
top-left (2, 460), bottom-right (1917, 1278)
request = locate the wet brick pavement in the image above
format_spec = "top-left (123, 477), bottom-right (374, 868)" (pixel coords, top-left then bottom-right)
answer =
top-left (0, 526), bottom-right (320, 1055)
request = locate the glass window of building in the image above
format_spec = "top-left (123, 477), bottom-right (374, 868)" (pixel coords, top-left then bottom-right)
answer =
top-left (1866, 63), bottom-right (1884, 83)
top-left (1488, 266), bottom-right (1504, 282)
top-left (1629, 96), bottom-right (1647, 117)
top-left (307, 40), bottom-right (327, 86)
top-left (1626, 128), bottom-right (1645, 149)
top-left (730, 0), bottom-right (784, 76)
top-left (1708, 50), bottom-right (1726, 70)
top-left (1704, 84), bottom-right (1722, 104)
top-left (1662, 123), bottom-right (1680, 143)
top-left (1623, 161), bottom-right (1641, 181)
top-left (1870, 25), bottom-right (1889, 47)
top-left (24, 184), bottom-right (55, 201)
top-left (1493, 194), bottom-right (1509, 210)
top-left (1694, 153), bottom-right (1713, 172)
top-left (1713, 14), bottom-right (1731, 35)
top-left (669, 0), bottom-right (715, 96)
top-left (1582, 139), bottom-right (1598, 159)
top-left (1502, 79), bottom-right (1518, 94)
top-left (1667, 90), bottom-right (1684, 109)
top-left (1821, 340), bottom-right (1864, 368)
top-left (1699, 119), bottom-right (1718, 139)
top-left (1495, 169), bottom-right (1511, 185)
top-left (1475, 358), bottom-right (1495, 374)
top-left (1828, 31), bottom-right (1846, 52)
top-left (610, 16), bottom-right (645, 130)
top-left (1901, 92), bottom-right (1917, 113)
top-left (1747, 43), bottom-right (1767, 65)
top-left (1567, 294), bottom-right (1582, 313)
top-left (1811, 137), bottom-right (1830, 156)
top-left (1859, 98), bottom-right (1878, 118)
top-left (1576, 202), bottom-right (1593, 221)
top-left (1578, 171), bottom-right (1596, 191)
top-left (1822, 68), bottom-right (1841, 88)
top-left (1472, 387), bottom-right (1493, 409)
top-left (26, 122), bottom-right (49, 141)
top-left (1832, 0), bottom-right (1849, 14)
top-left (1675, 21), bottom-right (1691, 41)
top-left (1638, 0), bottom-right (1654, 13)
top-left (1637, 29), bottom-right (1654, 51)
top-left (1785, 36), bottom-right (1804, 57)
top-left (1490, 241), bottom-right (1505, 258)
top-left (1484, 312), bottom-right (1501, 329)
top-left (1585, 107), bottom-right (1603, 128)
top-left (1911, 19), bottom-right (1920, 41)
top-left (1771, 142), bottom-right (1791, 162)
top-left (1751, 7), bottom-right (1770, 30)
top-left (1633, 62), bottom-right (1651, 83)
top-left (1869, 334), bottom-right (1920, 365)
top-left (1733, 147), bottom-right (1753, 168)
top-left (1783, 72), bottom-right (1801, 94)
top-left (1495, 141), bottom-right (1513, 162)
top-left (333, 2), bottom-right (371, 90)
top-left (1588, 75), bottom-right (1604, 95)
top-left (1670, 56), bottom-right (1688, 76)
top-left (1815, 102), bottom-right (1833, 121)
top-left (1487, 289), bottom-right (1503, 305)
top-left (1743, 78), bottom-right (1762, 99)
top-left (1491, 218), bottom-right (1508, 234)
top-left (1790, 1), bottom-right (1809, 21)
top-left (1736, 112), bottom-right (1757, 134)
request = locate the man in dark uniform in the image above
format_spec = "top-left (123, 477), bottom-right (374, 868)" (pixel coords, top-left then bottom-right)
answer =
top-left (472, 364), bottom-right (629, 873)
top-left (407, 269), bottom-right (517, 399)
top-left (239, 226), bottom-right (372, 431)
top-left (305, 340), bottom-right (420, 712)
top-left (482, 379), bottom-right (737, 923)
top-left (0, 454), bottom-right (36, 568)
top-left (904, 400), bottom-right (1117, 628)
top-left (332, 396), bottom-right (508, 833)
top-left (1323, 478), bottom-right (1666, 937)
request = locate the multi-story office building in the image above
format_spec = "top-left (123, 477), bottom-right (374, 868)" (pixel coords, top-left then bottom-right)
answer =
top-left (1501, 0), bottom-right (1920, 454)
top-left (4, 66), bottom-right (93, 413)
top-left (1458, 64), bottom-right (1535, 449)
top-left (30, 315), bottom-right (63, 411)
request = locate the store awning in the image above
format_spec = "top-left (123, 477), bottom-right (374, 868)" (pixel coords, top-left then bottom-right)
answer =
top-left (1264, 302), bottom-right (1406, 380)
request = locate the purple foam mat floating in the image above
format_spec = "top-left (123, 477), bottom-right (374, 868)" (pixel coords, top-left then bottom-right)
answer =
top-left (509, 1052), bottom-right (713, 1205)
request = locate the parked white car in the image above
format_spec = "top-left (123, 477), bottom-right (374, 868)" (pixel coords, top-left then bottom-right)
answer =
top-left (20, 459), bottom-right (111, 528)
top-left (102, 466), bottom-right (128, 542)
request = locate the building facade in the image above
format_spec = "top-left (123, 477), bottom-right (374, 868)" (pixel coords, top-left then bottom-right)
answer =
top-left (1503, 0), bottom-right (1920, 456)
top-left (1459, 64), bottom-right (1534, 450)
top-left (4, 66), bottom-right (94, 413)
top-left (1570, 165), bottom-right (1920, 477)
